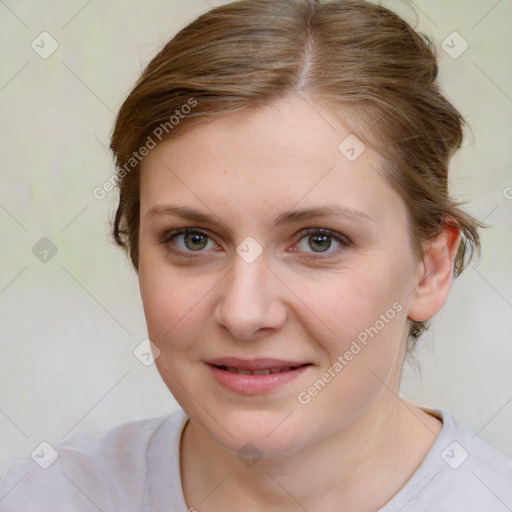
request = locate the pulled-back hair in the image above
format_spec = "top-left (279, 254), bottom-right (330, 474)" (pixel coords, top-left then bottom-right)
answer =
top-left (109, 0), bottom-right (482, 348)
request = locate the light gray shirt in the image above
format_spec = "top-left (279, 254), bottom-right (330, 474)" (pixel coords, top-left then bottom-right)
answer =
top-left (1, 406), bottom-right (511, 511)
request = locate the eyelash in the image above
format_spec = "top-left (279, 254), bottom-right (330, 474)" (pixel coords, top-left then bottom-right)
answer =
top-left (159, 227), bottom-right (352, 260)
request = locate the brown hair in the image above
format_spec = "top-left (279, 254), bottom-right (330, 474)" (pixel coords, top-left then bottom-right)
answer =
top-left (109, 0), bottom-right (482, 349)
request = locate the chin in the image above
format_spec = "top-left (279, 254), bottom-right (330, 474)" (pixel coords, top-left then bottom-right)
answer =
top-left (198, 408), bottom-right (316, 458)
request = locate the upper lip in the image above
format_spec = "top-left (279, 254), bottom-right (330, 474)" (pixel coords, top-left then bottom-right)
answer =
top-left (206, 357), bottom-right (312, 370)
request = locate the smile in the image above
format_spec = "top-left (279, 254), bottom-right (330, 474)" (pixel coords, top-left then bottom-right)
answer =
top-left (206, 360), bottom-right (312, 395)
top-left (214, 364), bottom-right (307, 375)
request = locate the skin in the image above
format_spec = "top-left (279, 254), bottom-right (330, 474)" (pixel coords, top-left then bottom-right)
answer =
top-left (138, 93), bottom-right (460, 511)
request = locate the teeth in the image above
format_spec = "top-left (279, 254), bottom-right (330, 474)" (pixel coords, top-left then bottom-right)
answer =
top-left (221, 365), bottom-right (298, 375)
top-left (252, 369), bottom-right (270, 375)
top-left (226, 366), bottom-right (251, 374)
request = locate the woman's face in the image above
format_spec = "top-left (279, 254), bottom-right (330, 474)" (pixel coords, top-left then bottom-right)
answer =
top-left (138, 94), bottom-right (423, 456)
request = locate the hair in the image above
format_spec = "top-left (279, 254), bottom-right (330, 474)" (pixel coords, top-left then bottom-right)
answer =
top-left (109, 0), bottom-right (483, 350)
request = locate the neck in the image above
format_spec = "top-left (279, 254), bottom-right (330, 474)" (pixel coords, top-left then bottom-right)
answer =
top-left (180, 393), bottom-right (442, 512)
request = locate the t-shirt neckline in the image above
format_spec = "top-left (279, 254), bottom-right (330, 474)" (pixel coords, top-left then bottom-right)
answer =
top-left (147, 404), bottom-right (453, 511)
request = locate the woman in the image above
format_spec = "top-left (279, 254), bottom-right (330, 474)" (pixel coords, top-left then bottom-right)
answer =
top-left (1, 0), bottom-right (510, 510)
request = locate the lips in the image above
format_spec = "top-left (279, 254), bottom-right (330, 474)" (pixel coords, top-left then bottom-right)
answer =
top-left (206, 357), bottom-right (312, 395)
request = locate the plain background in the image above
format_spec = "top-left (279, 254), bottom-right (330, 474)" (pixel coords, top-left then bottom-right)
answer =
top-left (1, 0), bottom-right (511, 470)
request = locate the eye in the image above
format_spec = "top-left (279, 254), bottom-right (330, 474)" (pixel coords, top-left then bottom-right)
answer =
top-left (293, 228), bottom-right (351, 257)
top-left (160, 228), bottom-right (218, 256)
top-left (159, 227), bottom-right (351, 259)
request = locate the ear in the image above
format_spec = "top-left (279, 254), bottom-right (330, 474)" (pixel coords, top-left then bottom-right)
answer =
top-left (407, 221), bottom-right (461, 322)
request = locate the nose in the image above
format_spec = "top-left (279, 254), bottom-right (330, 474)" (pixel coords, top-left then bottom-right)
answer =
top-left (214, 252), bottom-right (287, 341)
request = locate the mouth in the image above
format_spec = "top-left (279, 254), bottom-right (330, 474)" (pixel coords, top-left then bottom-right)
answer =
top-left (210, 363), bottom-right (311, 375)
top-left (205, 357), bottom-right (313, 395)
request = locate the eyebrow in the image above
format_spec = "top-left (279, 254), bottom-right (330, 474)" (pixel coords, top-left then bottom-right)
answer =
top-left (144, 204), bottom-right (374, 227)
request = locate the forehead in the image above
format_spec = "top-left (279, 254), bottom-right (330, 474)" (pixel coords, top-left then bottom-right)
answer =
top-left (139, 94), bottom-right (405, 228)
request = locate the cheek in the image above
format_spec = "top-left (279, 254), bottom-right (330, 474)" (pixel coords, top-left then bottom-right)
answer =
top-left (139, 266), bottom-right (211, 399)
top-left (294, 264), bottom-right (408, 342)
top-left (294, 263), bottom-right (411, 396)
top-left (293, 274), bottom-right (408, 424)
top-left (138, 260), bottom-right (217, 353)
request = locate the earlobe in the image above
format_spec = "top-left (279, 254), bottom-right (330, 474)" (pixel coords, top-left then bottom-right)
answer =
top-left (408, 222), bottom-right (461, 322)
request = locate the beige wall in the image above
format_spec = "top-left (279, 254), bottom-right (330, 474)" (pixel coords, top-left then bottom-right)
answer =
top-left (1, 0), bottom-right (511, 469)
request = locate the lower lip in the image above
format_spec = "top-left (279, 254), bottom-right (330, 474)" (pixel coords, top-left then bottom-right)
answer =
top-left (207, 364), bottom-right (311, 395)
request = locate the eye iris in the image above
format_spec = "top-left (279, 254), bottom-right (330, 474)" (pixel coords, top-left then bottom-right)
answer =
top-left (309, 234), bottom-right (331, 253)
top-left (185, 233), bottom-right (208, 251)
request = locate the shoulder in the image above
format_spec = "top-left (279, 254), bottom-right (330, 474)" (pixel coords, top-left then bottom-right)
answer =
top-left (0, 410), bottom-right (186, 511)
top-left (386, 407), bottom-right (512, 512)
top-left (443, 419), bottom-right (512, 502)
